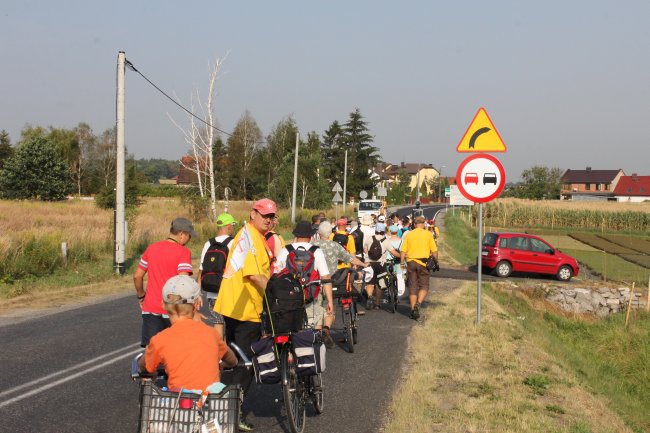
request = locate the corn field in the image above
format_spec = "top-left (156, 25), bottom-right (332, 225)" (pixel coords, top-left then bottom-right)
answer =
top-left (473, 201), bottom-right (650, 233)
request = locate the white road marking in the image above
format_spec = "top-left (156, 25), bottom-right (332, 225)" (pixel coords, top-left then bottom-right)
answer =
top-left (0, 343), bottom-right (141, 408)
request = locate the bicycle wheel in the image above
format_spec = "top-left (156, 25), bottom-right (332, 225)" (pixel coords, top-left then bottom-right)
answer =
top-left (310, 373), bottom-right (324, 414)
top-left (281, 345), bottom-right (305, 433)
top-left (343, 306), bottom-right (354, 353)
top-left (387, 277), bottom-right (397, 314)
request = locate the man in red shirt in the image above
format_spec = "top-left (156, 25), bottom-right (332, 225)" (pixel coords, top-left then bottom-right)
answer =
top-left (139, 275), bottom-right (237, 392)
top-left (134, 217), bottom-right (196, 347)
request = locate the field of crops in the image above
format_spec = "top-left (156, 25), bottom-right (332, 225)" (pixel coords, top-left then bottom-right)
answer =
top-left (479, 200), bottom-right (650, 232)
top-left (599, 233), bottom-right (650, 254)
top-left (569, 233), bottom-right (639, 255)
top-left (561, 248), bottom-right (650, 287)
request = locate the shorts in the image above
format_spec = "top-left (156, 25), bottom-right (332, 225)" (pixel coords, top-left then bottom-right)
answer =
top-left (205, 297), bottom-right (226, 326)
top-left (305, 296), bottom-right (325, 328)
top-left (406, 261), bottom-right (430, 295)
top-left (141, 314), bottom-right (171, 347)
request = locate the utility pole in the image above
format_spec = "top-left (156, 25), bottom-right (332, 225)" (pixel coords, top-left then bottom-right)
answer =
top-left (437, 165), bottom-right (446, 202)
top-left (114, 51), bottom-right (126, 275)
top-left (291, 132), bottom-right (299, 223)
top-left (342, 150), bottom-right (348, 216)
top-left (415, 163), bottom-right (421, 204)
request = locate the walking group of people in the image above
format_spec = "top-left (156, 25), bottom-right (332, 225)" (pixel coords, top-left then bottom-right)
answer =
top-left (133, 198), bottom-right (439, 431)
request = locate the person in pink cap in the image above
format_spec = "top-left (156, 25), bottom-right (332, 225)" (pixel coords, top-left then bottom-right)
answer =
top-left (328, 217), bottom-right (356, 270)
top-left (213, 198), bottom-right (277, 431)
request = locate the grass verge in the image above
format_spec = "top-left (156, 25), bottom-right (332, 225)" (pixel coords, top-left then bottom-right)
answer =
top-left (382, 282), bottom-right (634, 433)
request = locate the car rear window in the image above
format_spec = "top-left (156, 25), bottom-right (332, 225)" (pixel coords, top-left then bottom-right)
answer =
top-left (483, 233), bottom-right (498, 247)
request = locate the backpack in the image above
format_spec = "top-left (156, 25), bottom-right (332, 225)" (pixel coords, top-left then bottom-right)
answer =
top-left (285, 244), bottom-right (321, 303)
top-left (368, 235), bottom-right (386, 261)
top-left (199, 236), bottom-right (233, 293)
top-left (263, 270), bottom-right (306, 334)
top-left (332, 232), bottom-right (350, 250)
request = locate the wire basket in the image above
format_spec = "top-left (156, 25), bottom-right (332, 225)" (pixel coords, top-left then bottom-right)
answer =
top-left (137, 381), bottom-right (240, 433)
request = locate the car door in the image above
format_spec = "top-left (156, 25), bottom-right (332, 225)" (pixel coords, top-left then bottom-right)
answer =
top-left (526, 237), bottom-right (558, 275)
top-left (503, 236), bottom-right (533, 272)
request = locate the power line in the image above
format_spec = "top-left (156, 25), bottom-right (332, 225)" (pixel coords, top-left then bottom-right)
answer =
top-left (125, 58), bottom-right (267, 145)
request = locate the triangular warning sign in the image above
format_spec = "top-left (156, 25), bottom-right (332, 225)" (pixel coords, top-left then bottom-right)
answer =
top-left (456, 108), bottom-right (507, 152)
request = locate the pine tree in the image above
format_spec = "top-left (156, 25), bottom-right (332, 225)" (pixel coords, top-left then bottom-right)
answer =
top-left (341, 109), bottom-right (379, 202)
top-left (321, 121), bottom-right (345, 187)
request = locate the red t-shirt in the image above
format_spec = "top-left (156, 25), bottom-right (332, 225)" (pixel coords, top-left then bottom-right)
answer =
top-left (144, 319), bottom-right (228, 391)
top-left (138, 240), bottom-right (193, 315)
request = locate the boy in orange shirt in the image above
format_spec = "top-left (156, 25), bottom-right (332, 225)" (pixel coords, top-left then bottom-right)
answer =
top-left (139, 275), bottom-right (237, 392)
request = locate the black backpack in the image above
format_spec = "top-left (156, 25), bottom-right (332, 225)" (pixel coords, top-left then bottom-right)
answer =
top-left (368, 235), bottom-right (386, 261)
top-left (332, 232), bottom-right (350, 250)
top-left (263, 270), bottom-right (306, 334)
top-left (285, 244), bottom-right (321, 303)
top-left (199, 236), bottom-right (233, 293)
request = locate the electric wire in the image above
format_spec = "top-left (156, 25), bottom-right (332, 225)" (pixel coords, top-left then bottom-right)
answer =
top-left (125, 58), bottom-right (267, 145)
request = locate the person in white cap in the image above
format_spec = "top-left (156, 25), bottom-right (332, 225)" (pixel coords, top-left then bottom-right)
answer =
top-left (139, 275), bottom-right (237, 392)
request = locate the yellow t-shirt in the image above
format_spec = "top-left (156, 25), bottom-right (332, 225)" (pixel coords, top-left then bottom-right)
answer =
top-left (329, 230), bottom-right (356, 269)
top-left (401, 227), bottom-right (437, 267)
top-left (214, 223), bottom-right (271, 323)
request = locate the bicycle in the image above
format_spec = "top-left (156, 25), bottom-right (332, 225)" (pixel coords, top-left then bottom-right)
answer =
top-left (378, 260), bottom-right (399, 314)
top-left (263, 280), bottom-right (324, 433)
top-left (130, 343), bottom-right (251, 433)
top-left (332, 268), bottom-right (360, 354)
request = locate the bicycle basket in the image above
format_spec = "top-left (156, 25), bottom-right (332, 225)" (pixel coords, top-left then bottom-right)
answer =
top-left (137, 381), bottom-right (241, 433)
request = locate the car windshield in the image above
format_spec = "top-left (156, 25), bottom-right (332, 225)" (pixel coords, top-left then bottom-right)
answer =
top-left (483, 233), bottom-right (498, 247)
top-left (359, 201), bottom-right (381, 211)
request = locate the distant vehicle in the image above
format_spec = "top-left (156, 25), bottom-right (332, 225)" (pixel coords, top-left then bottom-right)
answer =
top-left (481, 232), bottom-right (579, 281)
top-left (356, 199), bottom-right (382, 220)
top-left (464, 172), bottom-right (479, 185)
top-left (483, 173), bottom-right (497, 185)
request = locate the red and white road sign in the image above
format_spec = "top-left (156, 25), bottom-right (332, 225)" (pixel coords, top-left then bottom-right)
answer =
top-left (456, 154), bottom-right (506, 203)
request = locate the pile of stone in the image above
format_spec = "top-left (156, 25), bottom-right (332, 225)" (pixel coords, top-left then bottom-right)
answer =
top-left (545, 286), bottom-right (646, 317)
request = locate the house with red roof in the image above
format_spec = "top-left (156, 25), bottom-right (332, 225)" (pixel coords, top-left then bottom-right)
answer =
top-left (613, 175), bottom-right (650, 202)
top-left (560, 167), bottom-right (625, 201)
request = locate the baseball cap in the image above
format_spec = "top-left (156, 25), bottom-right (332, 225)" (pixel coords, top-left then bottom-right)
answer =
top-left (377, 215), bottom-right (386, 222)
top-left (171, 217), bottom-right (197, 238)
top-left (337, 217), bottom-right (348, 226)
top-left (375, 222), bottom-right (387, 233)
top-left (252, 198), bottom-right (277, 215)
top-left (389, 224), bottom-right (399, 233)
top-left (216, 212), bottom-right (236, 228)
top-left (162, 275), bottom-right (201, 304)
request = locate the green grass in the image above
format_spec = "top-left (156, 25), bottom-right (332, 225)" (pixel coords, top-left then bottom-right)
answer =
top-left (486, 286), bottom-right (650, 433)
top-left (443, 210), bottom-right (479, 266)
top-left (563, 248), bottom-right (650, 287)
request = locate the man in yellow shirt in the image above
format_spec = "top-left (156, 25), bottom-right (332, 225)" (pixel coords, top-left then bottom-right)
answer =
top-left (214, 198), bottom-right (276, 432)
top-left (400, 216), bottom-right (438, 320)
top-left (329, 217), bottom-right (356, 269)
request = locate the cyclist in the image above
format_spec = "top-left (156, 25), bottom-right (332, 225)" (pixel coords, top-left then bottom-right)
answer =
top-left (138, 275), bottom-right (237, 393)
top-left (387, 225), bottom-right (405, 297)
top-left (274, 220), bottom-right (334, 344)
top-left (362, 222), bottom-right (400, 309)
top-left (313, 221), bottom-right (368, 347)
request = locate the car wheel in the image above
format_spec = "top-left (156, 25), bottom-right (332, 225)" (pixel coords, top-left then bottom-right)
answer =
top-left (495, 261), bottom-right (512, 278)
top-left (556, 265), bottom-right (573, 281)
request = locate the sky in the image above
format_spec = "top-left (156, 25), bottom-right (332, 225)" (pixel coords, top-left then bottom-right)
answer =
top-left (1, 0), bottom-right (649, 182)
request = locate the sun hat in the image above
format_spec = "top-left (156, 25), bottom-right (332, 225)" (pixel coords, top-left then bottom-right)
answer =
top-left (375, 222), bottom-right (387, 233)
top-left (252, 198), bottom-right (277, 215)
top-left (360, 214), bottom-right (373, 226)
top-left (389, 224), bottom-right (399, 233)
top-left (216, 212), bottom-right (236, 228)
top-left (162, 275), bottom-right (201, 304)
top-left (171, 217), bottom-right (197, 238)
top-left (292, 220), bottom-right (315, 238)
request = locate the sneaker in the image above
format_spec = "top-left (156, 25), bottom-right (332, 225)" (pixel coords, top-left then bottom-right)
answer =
top-left (411, 304), bottom-right (420, 320)
top-left (322, 330), bottom-right (335, 349)
top-left (366, 299), bottom-right (373, 310)
top-left (239, 418), bottom-right (254, 432)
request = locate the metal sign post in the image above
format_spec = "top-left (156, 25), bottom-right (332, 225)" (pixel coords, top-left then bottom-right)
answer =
top-left (476, 203), bottom-right (483, 324)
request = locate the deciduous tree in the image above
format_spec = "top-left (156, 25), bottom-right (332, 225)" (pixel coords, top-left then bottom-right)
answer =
top-left (0, 130), bottom-right (12, 169)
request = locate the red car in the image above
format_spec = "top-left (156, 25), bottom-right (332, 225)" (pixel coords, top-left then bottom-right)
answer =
top-left (465, 172), bottom-right (479, 184)
top-left (481, 232), bottom-right (579, 281)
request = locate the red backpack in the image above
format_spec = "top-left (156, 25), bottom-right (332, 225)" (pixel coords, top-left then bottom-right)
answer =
top-left (285, 244), bottom-right (321, 303)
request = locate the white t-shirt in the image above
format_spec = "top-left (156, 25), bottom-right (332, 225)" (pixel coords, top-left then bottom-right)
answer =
top-left (363, 234), bottom-right (395, 265)
top-left (275, 242), bottom-right (331, 277)
top-left (199, 235), bottom-right (234, 299)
